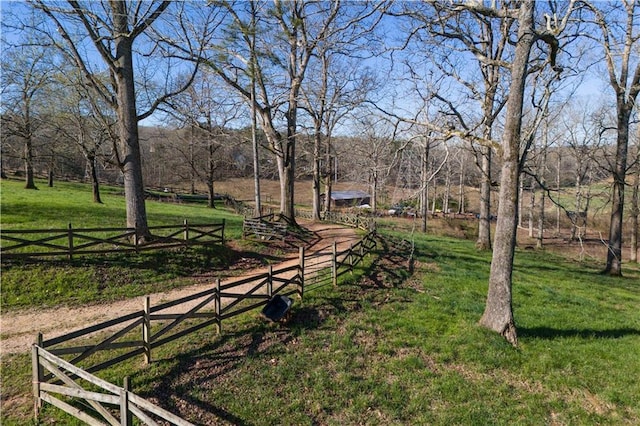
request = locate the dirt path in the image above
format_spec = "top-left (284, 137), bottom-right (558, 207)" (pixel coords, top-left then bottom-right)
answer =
top-left (0, 222), bottom-right (359, 356)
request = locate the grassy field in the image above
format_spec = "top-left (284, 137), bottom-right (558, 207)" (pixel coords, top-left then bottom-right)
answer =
top-left (0, 178), bottom-right (262, 309)
top-left (1, 178), bottom-right (639, 425)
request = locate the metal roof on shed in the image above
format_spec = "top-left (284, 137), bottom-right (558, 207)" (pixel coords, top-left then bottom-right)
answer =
top-left (328, 190), bottom-right (370, 200)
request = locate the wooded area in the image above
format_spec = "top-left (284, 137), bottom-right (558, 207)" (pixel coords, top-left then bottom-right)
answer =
top-left (1, 1), bottom-right (638, 345)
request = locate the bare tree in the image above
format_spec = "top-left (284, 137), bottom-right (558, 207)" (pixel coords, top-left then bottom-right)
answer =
top-left (161, 71), bottom-right (245, 208)
top-left (560, 103), bottom-right (605, 240)
top-left (393, 1), bottom-right (514, 249)
top-left (301, 47), bottom-right (376, 220)
top-left (581, 1), bottom-right (640, 275)
top-left (50, 69), bottom-right (118, 203)
top-left (345, 114), bottom-right (403, 212)
top-left (474, 1), bottom-right (575, 346)
top-left (630, 124), bottom-right (640, 263)
top-left (0, 42), bottom-right (55, 189)
top-left (27, 1), bottom-right (199, 237)
top-left (189, 1), bottom-right (347, 223)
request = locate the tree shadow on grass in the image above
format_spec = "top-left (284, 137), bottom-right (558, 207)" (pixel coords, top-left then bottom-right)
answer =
top-left (519, 326), bottom-right (640, 340)
top-left (137, 326), bottom-right (294, 425)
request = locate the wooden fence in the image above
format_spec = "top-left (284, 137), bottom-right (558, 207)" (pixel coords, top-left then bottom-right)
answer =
top-left (295, 209), bottom-right (375, 232)
top-left (1, 220), bottom-right (225, 260)
top-left (242, 213), bottom-right (288, 240)
top-left (32, 346), bottom-right (195, 426)
top-left (303, 230), bottom-right (378, 289)
top-left (32, 231), bottom-right (377, 425)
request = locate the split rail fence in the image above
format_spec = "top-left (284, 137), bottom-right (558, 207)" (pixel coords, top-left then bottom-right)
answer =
top-left (1, 220), bottom-right (225, 260)
top-left (295, 208), bottom-right (375, 232)
top-left (242, 213), bottom-right (288, 240)
top-left (32, 230), bottom-right (377, 425)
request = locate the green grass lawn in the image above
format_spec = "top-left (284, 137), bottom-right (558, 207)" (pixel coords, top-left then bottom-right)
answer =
top-left (1, 178), bottom-right (243, 230)
top-left (1, 178), bottom-right (250, 309)
top-left (1, 178), bottom-right (639, 425)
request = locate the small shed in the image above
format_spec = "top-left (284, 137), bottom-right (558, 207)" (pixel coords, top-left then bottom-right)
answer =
top-left (323, 190), bottom-right (371, 208)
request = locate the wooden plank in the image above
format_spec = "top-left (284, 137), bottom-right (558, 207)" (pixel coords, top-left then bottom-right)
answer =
top-left (272, 264), bottom-right (300, 274)
top-left (220, 300), bottom-right (267, 319)
top-left (219, 274), bottom-right (269, 290)
top-left (1, 233), bottom-right (69, 251)
top-left (39, 357), bottom-right (120, 425)
top-left (69, 318), bottom-right (143, 365)
top-left (49, 341), bottom-right (143, 356)
top-left (129, 404), bottom-right (161, 426)
top-left (149, 312), bottom-right (217, 321)
top-left (218, 292), bottom-right (266, 299)
top-left (38, 349), bottom-right (121, 394)
top-left (43, 311), bottom-right (144, 348)
top-left (40, 393), bottom-right (109, 426)
top-left (150, 292), bottom-right (218, 343)
top-left (150, 288), bottom-right (216, 313)
top-left (129, 393), bottom-right (196, 426)
top-left (272, 282), bottom-right (297, 295)
top-left (84, 348), bottom-right (146, 375)
top-left (151, 318), bottom-right (220, 349)
top-left (40, 383), bottom-right (119, 405)
top-left (218, 281), bottom-right (268, 314)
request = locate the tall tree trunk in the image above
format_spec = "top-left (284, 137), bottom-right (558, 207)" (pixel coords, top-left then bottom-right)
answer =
top-left (207, 140), bottom-right (216, 209)
top-left (537, 131), bottom-right (548, 249)
top-left (283, 142), bottom-right (296, 222)
top-left (112, 5), bottom-right (149, 238)
top-left (537, 187), bottom-right (545, 249)
top-left (206, 120), bottom-right (216, 209)
top-left (24, 134), bottom-right (37, 189)
top-left (518, 178), bottom-right (524, 228)
top-left (604, 107), bottom-right (632, 275)
top-left (252, 120), bottom-right (262, 216)
top-left (421, 138), bottom-right (430, 232)
top-left (480, 1), bottom-right (535, 346)
top-left (88, 154), bottom-right (102, 204)
top-left (556, 152), bottom-right (561, 234)
top-left (528, 179), bottom-right (535, 237)
top-left (207, 182), bottom-right (215, 209)
top-left (312, 132), bottom-right (322, 220)
top-left (323, 144), bottom-right (333, 215)
top-left (631, 166), bottom-right (639, 263)
top-left (458, 159), bottom-right (465, 214)
top-left (477, 147), bottom-right (492, 249)
top-left (250, 23), bottom-right (261, 217)
top-left (281, 71), bottom-right (299, 224)
top-left (631, 134), bottom-right (639, 262)
top-left (371, 170), bottom-right (378, 212)
top-left (443, 170), bottom-right (450, 214)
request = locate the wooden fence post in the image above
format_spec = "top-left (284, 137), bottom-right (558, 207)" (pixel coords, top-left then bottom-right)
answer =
top-left (267, 265), bottom-right (273, 297)
top-left (68, 223), bottom-right (73, 261)
top-left (32, 333), bottom-right (43, 419)
top-left (122, 376), bottom-right (132, 426)
top-left (215, 279), bottom-right (221, 334)
top-left (183, 219), bottom-right (189, 245)
top-left (221, 219), bottom-right (226, 245)
top-left (332, 241), bottom-right (337, 287)
top-left (349, 244), bottom-right (354, 275)
top-left (143, 297), bottom-right (151, 364)
top-left (298, 246), bottom-right (305, 300)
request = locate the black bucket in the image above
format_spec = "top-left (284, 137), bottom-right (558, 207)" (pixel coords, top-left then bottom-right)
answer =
top-left (261, 295), bottom-right (293, 322)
